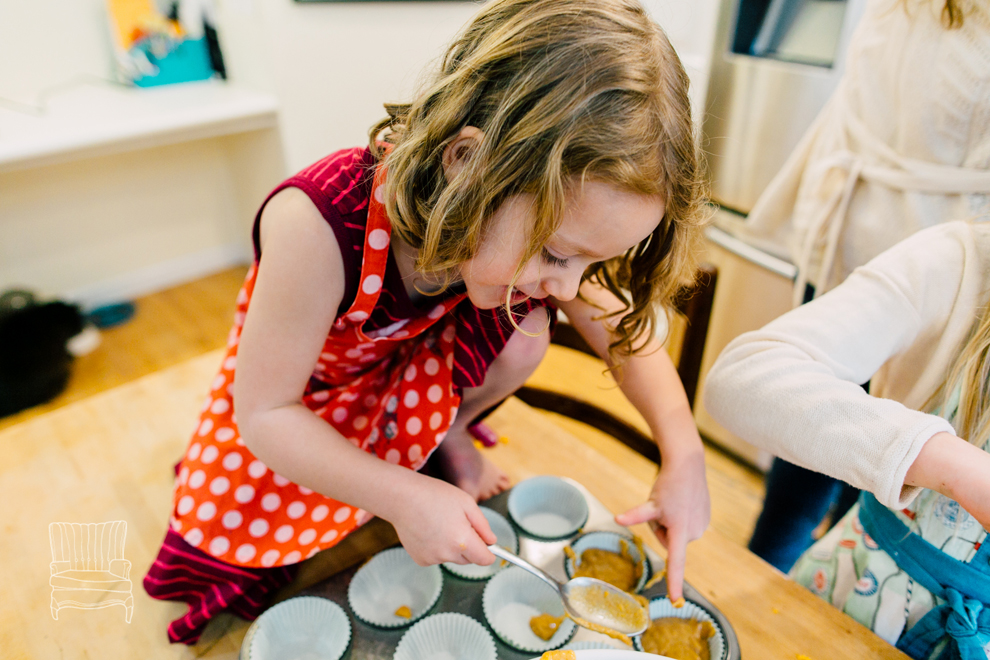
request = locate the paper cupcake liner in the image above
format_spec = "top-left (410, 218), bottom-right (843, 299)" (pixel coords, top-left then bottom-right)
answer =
top-left (393, 612), bottom-right (497, 660)
top-left (346, 547), bottom-right (443, 628)
top-left (508, 475), bottom-right (589, 541)
top-left (632, 597), bottom-right (727, 660)
top-left (482, 566), bottom-right (577, 653)
top-left (443, 507), bottom-right (519, 580)
top-left (563, 640), bottom-right (621, 650)
top-left (242, 596), bottom-right (350, 660)
top-left (563, 531), bottom-right (651, 593)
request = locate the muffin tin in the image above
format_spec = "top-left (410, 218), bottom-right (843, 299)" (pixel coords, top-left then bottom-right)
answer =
top-left (243, 477), bottom-right (740, 660)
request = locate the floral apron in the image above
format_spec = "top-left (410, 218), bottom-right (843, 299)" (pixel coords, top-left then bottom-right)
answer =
top-left (791, 387), bottom-right (990, 659)
top-left (169, 166), bottom-right (466, 569)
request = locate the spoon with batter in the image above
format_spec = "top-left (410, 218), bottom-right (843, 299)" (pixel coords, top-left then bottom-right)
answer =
top-left (488, 544), bottom-right (649, 641)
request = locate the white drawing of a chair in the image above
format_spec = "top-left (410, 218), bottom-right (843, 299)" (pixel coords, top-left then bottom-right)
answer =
top-left (49, 521), bottom-right (133, 622)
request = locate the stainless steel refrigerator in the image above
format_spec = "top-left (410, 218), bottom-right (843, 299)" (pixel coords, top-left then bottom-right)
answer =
top-left (693, 0), bottom-right (867, 468)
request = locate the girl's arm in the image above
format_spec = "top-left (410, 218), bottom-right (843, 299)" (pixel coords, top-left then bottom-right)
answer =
top-left (234, 188), bottom-right (496, 566)
top-left (704, 223), bottom-right (974, 510)
top-left (555, 283), bottom-right (711, 603)
top-left (905, 432), bottom-right (990, 531)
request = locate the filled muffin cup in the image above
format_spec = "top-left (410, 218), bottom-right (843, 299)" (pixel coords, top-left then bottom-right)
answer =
top-left (563, 530), bottom-right (651, 593)
top-left (443, 507), bottom-right (519, 580)
top-left (393, 612), bottom-right (497, 660)
top-left (483, 566), bottom-right (577, 653)
top-left (241, 596), bottom-right (351, 660)
top-left (346, 547), bottom-right (443, 628)
top-left (632, 596), bottom-right (727, 660)
top-left (507, 475), bottom-right (589, 540)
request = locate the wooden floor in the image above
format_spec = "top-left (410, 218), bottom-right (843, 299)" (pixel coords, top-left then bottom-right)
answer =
top-left (1, 266), bottom-right (765, 547)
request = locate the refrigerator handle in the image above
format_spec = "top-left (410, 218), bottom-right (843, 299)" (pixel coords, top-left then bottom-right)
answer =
top-left (705, 225), bottom-right (798, 281)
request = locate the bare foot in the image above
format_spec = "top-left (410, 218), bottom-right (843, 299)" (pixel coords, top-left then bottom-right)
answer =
top-left (436, 430), bottom-right (510, 501)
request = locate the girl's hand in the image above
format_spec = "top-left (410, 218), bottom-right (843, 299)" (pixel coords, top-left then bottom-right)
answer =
top-left (615, 449), bottom-right (710, 603)
top-left (387, 475), bottom-right (498, 566)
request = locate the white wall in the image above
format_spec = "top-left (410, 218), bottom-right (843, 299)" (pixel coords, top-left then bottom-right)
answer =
top-left (218, 0), bottom-right (721, 172)
top-left (219, 0), bottom-right (482, 172)
top-left (643, 0), bottom-right (720, 117)
top-left (0, 0), bottom-right (113, 105)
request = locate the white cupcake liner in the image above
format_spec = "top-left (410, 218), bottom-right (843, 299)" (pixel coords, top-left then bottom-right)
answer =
top-left (346, 547), bottom-right (443, 628)
top-left (393, 612), bottom-right (497, 660)
top-left (632, 597), bottom-right (727, 660)
top-left (482, 566), bottom-right (577, 653)
top-left (563, 640), bottom-right (621, 650)
top-left (241, 596), bottom-right (350, 660)
top-left (508, 476), bottom-right (589, 540)
top-left (563, 531), bottom-right (651, 593)
top-left (443, 507), bottom-right (519, 580)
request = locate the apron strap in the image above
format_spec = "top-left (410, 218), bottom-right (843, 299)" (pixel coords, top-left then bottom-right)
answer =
top-left (897, 590), bottom-right (990, 660)
top-left (858, 492), bottom-right (990, 659)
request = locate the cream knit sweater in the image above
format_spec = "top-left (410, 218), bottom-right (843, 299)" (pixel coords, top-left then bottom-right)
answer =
top-left (740, 0), bottom-right (990, 305)
top-left (704, 221), bottom-right (990, 509)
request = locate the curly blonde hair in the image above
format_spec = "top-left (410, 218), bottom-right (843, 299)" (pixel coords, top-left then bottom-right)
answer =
top-left (369, 0), bottom-right (708, 357)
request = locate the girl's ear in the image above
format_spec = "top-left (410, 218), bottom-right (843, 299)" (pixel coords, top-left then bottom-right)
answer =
top-left (442, 126), bottom-right (485, 182)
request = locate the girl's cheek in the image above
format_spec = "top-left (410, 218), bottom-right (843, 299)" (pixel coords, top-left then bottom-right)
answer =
top-left (515, 256), bottom-right (544, 285)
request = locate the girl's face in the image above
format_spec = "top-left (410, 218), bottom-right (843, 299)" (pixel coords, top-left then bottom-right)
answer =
top-left (458, 180), bottom-right (664, 309)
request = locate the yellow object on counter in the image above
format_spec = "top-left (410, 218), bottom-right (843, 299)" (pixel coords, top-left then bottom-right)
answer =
top-left (539, 651), bottom-right (576, 660)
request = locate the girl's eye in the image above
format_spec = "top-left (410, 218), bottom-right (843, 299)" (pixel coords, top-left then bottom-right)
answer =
top-left (541, 248), bottom-right (569, 268)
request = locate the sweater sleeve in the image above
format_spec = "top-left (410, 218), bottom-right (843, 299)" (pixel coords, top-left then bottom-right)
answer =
top-left (703, 224), bottom-right (969, 509)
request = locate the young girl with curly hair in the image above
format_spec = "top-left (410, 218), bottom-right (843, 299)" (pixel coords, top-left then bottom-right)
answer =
top-left (144, 0), bottom-right (711, 643)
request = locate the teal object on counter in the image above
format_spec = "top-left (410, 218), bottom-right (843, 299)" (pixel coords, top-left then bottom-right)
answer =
top-left (132, 37), bottom-right (214, 87)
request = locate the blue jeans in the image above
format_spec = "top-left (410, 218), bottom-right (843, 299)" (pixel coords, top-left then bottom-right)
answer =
top-left (748, 459), bottom-right (860, 572)
top-left (747, 282), bottom-right (861, 573)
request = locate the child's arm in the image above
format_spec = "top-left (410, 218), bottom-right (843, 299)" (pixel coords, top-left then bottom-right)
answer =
top-left (555, 283), bottom-right (711, 603)
top-left (233, 188), bottom-right (496, 566)
top-left (905, 432), bottom-right (990, 531)
top-left (703, 223), bottom-right (976, 511)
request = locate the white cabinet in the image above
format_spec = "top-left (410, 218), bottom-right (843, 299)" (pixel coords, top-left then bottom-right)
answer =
top-left (0, 80), bottom-right (285, 307)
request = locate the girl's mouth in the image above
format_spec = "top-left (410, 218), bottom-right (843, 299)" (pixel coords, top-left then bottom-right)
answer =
top-left (508, 287), bottom-right (530, 304)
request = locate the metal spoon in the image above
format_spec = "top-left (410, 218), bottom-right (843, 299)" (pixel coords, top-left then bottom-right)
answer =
top-left (488, 544), bottom-right (649, 637)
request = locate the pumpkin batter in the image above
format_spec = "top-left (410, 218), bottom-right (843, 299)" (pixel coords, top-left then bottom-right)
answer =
top-left (530, 612), bottom-right (566, 641)
top-left (394, 605), bottom-right (412, 619)
top-left (565, 582), bottom-right (649, 646)
top-left (565, 537), bottom-right (645, 592)
top-left (640, 617), bottom-right (716, 660)
top-left (539, 651), bottom-right (576, 660)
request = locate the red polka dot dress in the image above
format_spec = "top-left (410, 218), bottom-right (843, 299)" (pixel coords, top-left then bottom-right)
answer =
top-left (144, 147), bottom-right (553, 643)
top-left (170, 168), bottom-right (468, 569)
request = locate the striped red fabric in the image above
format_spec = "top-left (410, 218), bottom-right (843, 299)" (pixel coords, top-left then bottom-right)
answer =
top-left (143, 529), bottom-right (297, 644)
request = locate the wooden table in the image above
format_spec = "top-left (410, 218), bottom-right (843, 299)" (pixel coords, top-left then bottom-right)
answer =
top-left (0, 350), bottom-right (909, 659)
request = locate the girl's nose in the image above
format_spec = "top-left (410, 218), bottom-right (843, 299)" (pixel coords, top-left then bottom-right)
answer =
top-left (542, 271), bottom-right (582, 302)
